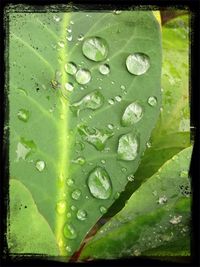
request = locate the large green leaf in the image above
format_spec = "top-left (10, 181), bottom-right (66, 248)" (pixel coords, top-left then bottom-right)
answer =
top-left (80, 146), bottom-right (192, 259)
top-left (8, 8), bottom-right (161, 257)
top-left (107, 14), bottom-right (190, 216)
top-left (7, 179), bottom-right (59, 255)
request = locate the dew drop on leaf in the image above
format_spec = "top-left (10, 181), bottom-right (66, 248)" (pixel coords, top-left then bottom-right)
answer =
top-left (71, 205), bottom-right (77, 211)
top-left (117, 132), bottom-right (139, 161)
top-left (99, 64), bottom-right (110, 75)
top-left (53, 15), bottom-right (60, 22)
top-left (101, 159), bottom-right (106, 164)
top-left (148, 96), bottom-right (157, 107)
top-left (71, 189), bottom-right (81, 200)
top-left (71, 90), bottom-right (104, 115)
top-left (67, 179), bottom-right (74, 186)
top-left (58, 41), bottom-right (65, 48)
top-left (16, 138), bottom-right (36, 161)
top-left (63, 223), bottom-right (77, 239)
top-left (75, 69), bottom-right (91, 85)
top-left (100, 206), bottom-right (107, 214)
top-left (78, 125), bottom-right (114, 151)
top-left (127, 174), bottom-right (135, 182)
top-left (113, 10), bottom-right (122, 15)
top-left (157, 196), bottom-right (167, 205)
top-left (66, 34), bottom-right (72, 42)
top-left (78, 34), bottom-right (84, 41)
top-left (107, 124), bottom-right (114, 130)
top-left (35, 160), bottom-right (45, 172)
top-left (115, 95), bottom-right (122, 102)
top-left (180, 170), bottom-right (188, 178)
top-left (108, 99), bottom-right (114, 105)
top-left (169, 215), bottom-right (182, 225)
top-left (126, 53), bottom-right (150, 75)
top-left (122, 102), bottom-right (143, 126)
top-left (64, 82), bottom-right (74, 92)
top-left (17, 109), bottom-right (30, 122)
top-left (65, 246), bottom-right (72, 253)
top-left (71, 157), bottom-right (86, 165)
top-left (87, 167), bottom-right (112, 199)
top-left (121, 167), bottom-right (127, 173)
top-left (77, 209), bottom-right (87, 221)
top-left (82, 37), bottom-right (108, 62)
top-left (64, 62), bottom-right (77, 75)
top-left (56, 200), bottom-right (66, 214)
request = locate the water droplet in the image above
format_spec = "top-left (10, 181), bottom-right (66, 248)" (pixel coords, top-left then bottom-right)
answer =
top-left (17, 88), bottom-right (28, 96)
top-left (82, 37), bottom-right (108, 62)
top-left (63, 223), bottom-right (77, 239)
top-left (70, 20), bottom-right (74, 25)
top-left (56, 200), bottom-right (66, 214)
top-left (113, 10), bottom-right (122, 15)
top-left (67, 179), bottom-right (74, 186)
top-left (146, 141), bottom-right (152, 148)
top-left (180, 170), bottom-right (188, 178)
top-left (67, 212), bottom-right (71, 218)
top-left (58, 41), bottom-right (65, 48)
top-left (65, 82), bottom-right (74, 92)
top-left (88, 167), bottom-right (112, 199)
top-left (133, 249), bottom-right (141, 256)
top-left (67, 26), bottom-right (72, 33)
top-left (78, 125), bottom-right (114, 151)
top-left (107, 124), bottom-right (114, 130)
top-left (64, 62), bottom-right (77, 75)
top-left (100, 206), bottom-right (107, 214)
top-left (122, 102), bottom-right (143, 126)
top-left (53, 15), bottom-right (60, 22)
top-left (99, 64), bottom-right (110, 75)
top-left (169, 215), bottom-right (182, 225)
top-left (126, 53), bottom-right (150, 75)
top-left (148, 96), bottom-right (157, 107)
top-left (78, 34), bottom-right (84, 41)
top-left (16, 138), bottom-right (36, 161)
top-left (71, 157), bottom-right (86, 165)
top-left (71, 189), bottom-right (81, 200)
top-left (117, 132), bottom-right (139, 161)
top-left (71, 205), bottom-right (77, 211)
top-left (66, 34), bottom-right (73, 41)
top-left (172, 155), bottom-right (178, 161)
top-left (35, 160), bottom-right (45, 172)
top-left (17, 109), bottom-right (29, 122)
top-left (120, 85), bottom-right (126, 91)
top-left (101, 159), bottom-right (106, 164)
top-left (115, 95), bottom-right (122, 102)
top-left (127, 174), bottom-right (135, 182)
top-left (121, 167), bottom-right (127, 173)
top-left (77, 209), bottom-right (87, 221)
top-left (114, 192), bottom-right (120, 199)
top-left (75, 69), bottom-right (91, 85)
top-left (71, 90), bottom-right (104, 115)
top-left (157, 196), bottom-right (167, 205)
top-left (65, 246), bottom-right (72, 253)
top-left (108, 99), bottom-right (114, 105)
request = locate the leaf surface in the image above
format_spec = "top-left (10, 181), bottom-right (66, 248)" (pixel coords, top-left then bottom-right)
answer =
top-left (107, 15), bottom-right (191, 216)
top-left (80, 146), bottom-right (192, 259)
top-left (7, 179), bottom-right (59, 255)
top-left (8, 9), bottom-right (161, 257)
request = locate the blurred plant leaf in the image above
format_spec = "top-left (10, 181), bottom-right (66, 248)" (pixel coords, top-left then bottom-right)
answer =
top-left (80, 146), bottom-right (192, 260)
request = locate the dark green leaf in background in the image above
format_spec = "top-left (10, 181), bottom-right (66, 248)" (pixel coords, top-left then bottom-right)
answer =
top-left (80, 146), bottom-right (192, 259)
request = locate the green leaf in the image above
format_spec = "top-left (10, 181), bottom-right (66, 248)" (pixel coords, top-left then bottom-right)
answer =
top-left (8, 8), bottom-right (161, 257)
top-left (107, 15), bottom-right (190, 216)
top-left (7, 179), bottom-right (59, 255)
top-left (80, 146), bottom-right (192, 259)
